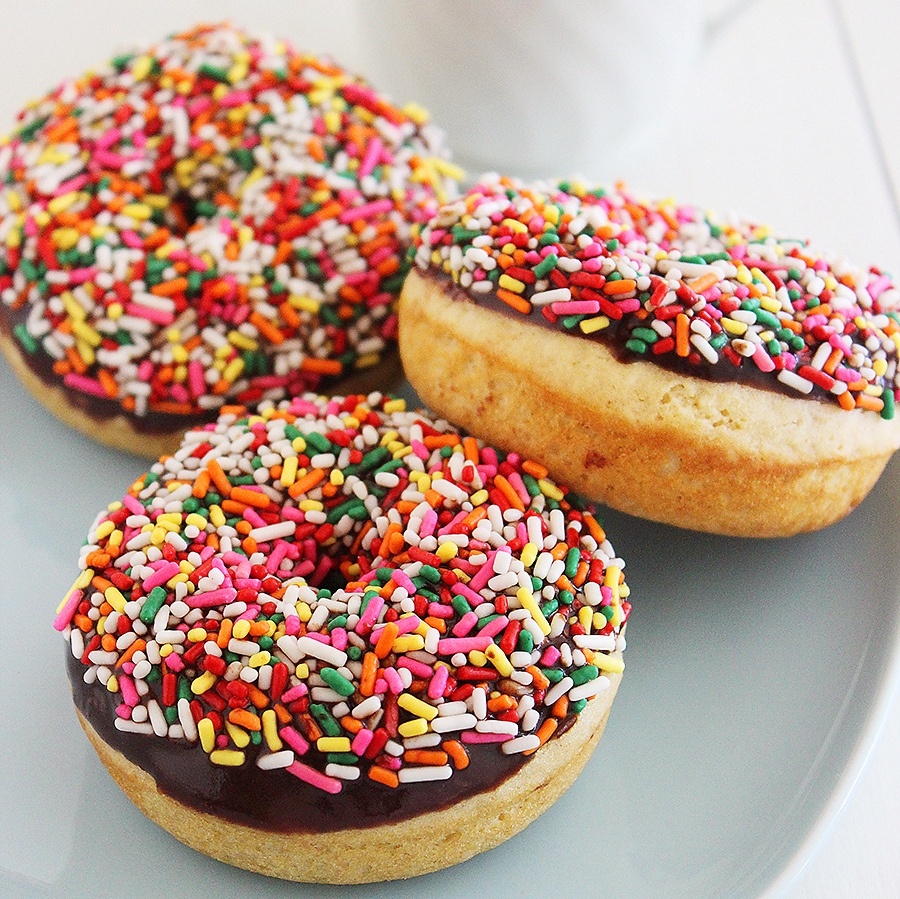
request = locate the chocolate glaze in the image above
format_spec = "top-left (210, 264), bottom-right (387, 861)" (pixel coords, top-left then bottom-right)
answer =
top-left (67, 651), bottom-right (529, 832)
top-left (0, 304), bottom-right (212, 435)
top-left (420, 268), bottom-right (835, 404)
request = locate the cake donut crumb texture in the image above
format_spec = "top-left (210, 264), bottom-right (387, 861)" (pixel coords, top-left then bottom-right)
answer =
top-left (400, 176), bottom-right (900, 536)
top-left (56, 392), bottom-right (629, 882)
top-left (0, 22), bottom-right (460, 456)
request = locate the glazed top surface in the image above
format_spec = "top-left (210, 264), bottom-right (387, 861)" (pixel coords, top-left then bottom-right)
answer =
top-left (57, 392), bottom-right (629, 830)
top-left (0, 23), bottom-right (459, 419)
top-left (412, 176), bottom-right (900, 418)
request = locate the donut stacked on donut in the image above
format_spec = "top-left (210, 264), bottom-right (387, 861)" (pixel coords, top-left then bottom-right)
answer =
top-left (0, 23), bottom-right (460, 457)
top-left (400, 175), bottom-right (900, 537)
top-left (55, 392), bottom-right (630, 883)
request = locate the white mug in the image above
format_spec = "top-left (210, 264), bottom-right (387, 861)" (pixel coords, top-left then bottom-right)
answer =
top-left (355, 0), bottom-right (718, 182)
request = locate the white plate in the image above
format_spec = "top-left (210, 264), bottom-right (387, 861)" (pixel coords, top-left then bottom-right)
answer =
top-left (2, 358), bottom-right (899, 899)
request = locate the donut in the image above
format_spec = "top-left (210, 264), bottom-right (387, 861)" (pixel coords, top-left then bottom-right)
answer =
top-left (55, 391), bottom-right (630, 883)
top-left (399, 175), bottom-right (900, 537)
top-left (0, 23), bottom-right (460, 458)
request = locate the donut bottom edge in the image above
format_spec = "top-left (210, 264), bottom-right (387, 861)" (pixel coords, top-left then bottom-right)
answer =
top-left (0, 327), bottom-right (404, 460)
top-left (399, 269), bottom-right (900, 538)
top-left (73, 670), bottom-right (621, 884)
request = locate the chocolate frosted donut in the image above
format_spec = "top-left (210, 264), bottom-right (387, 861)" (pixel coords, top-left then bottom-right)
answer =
top-left (399, 175), bottom-right (900, 537)
top-left (0, 23), bottom-right (459, 457)
top-left (55, 392), bottom-right (630, 882)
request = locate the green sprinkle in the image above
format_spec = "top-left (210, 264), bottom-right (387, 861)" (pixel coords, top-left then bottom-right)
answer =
top-left (534, 254), bottom-right (558, 278)
top-left (139, 586), bottom-right (168, 625)
top-left (320, 667), bottom-right (356, 697)
top-left (13, 324), bottom-right (38, 353)
top-left (570, 664), bottom-right (600, 686)
top-left (309, 702), bottom-right (342, 736)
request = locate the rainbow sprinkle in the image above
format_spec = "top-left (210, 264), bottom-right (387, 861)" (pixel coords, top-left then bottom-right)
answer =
top-left (413, 175), bottom-right (900, 418)
top-left (56, 393), bottom-right (630, 789)
top-left (0, 23), bottom-right (460, 418)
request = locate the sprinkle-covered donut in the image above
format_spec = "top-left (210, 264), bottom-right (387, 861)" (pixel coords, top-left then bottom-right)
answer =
top-left (56, 392), bottom-right (630, 883)
top-left (399, 175), bottom-right (900, 536)
top-left (0, 23), bottom-right (460, 457)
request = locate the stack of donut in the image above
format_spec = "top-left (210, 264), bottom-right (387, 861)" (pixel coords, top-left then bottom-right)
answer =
top-left (0, 22), bottom-right (459, 458)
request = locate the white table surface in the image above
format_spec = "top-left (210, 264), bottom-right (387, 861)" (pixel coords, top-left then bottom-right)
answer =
top-left (0, 2), bottom-right (898, 896)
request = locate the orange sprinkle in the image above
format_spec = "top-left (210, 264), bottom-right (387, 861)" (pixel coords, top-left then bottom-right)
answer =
top-left (403, 749), bottom-right (449, 766)
top-left (230, 486), bottom-right (270, 508)
top-left (359, 652), bottom-right (379, 697)
top-left (604, 277), bottom-right (637, 296)
top-left (675, 313), bottom-right (690, 357)
top-left (442, 739), bottom-right (470, 770)
top-left (521, 459), bottom-right (549, 480)
top-left (300, 358), bottom-right (343, 376)
top-left (493, 474), bottom-right (525, 512)
top-left (150, 277), bottom-right (189, 297)
top-left (247, 684), bottom-right (270, 709)
top-left (228, 708), bottom-right (261, 731)
top-left (206, 458), bottom-right (232, 497)
top-left (856, 393), bottom-right (884, 412)
top-left (115, 638), bottom-right (146, 668)
top-left (583, 512), bottom-right (607, 545)
top-left (249, 311), bottom-right (285, 345)
top-left (374, 621), bottom-right (399, 659)
top-left (524, 718), bottom-right (559, 755)
top-left (288, 468), bottom-right (326, 499)
top-left (368, 765), bottom-right (399, 788)
top-left (687, 271), bottom-right (720, 294)
top-left (496, 287), bottom-right (532, 315)
top-left (423, 434), bottom-right (461, 449)
top-left (217, 618), bottom-right (233, 649)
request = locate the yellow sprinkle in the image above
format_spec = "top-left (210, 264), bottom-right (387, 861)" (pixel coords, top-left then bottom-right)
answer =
top-left (226, 721), bottom-right (251, 748)
top-left (383, 398), bottom-right (406, 414)
top-left (107, 302), bottom-right (124, 320)
top-left (209, 504), bottom-right (226, 528)
top-left (392, 634), bottom-right (425, 653)
top-left (52, 227), bottom-right (81, 250)
top-left (187, 627), bottom-right (208, 643)
top-left (722, 317), bottom-right (748, 336)
top-left (159, 643), bottom-right (174, 658)
top-left (498, 273), bottom-right (526, 293)
top-left (288, 294), bottom-right (321, 314)
top-left (398, 718), bottom-right (429, 738)
top-left (436, 541), bottom-right (458, 562)
top-left (330, 469), bottom-right (345, 487)
top-left (594, 653), bottom-right (625, 674)
top-left (108, 529), bottom-right (123, 548)
top-left (156, 513), bottom-right (183, 531)
top-left (61, 291), bottom-right (87, 322)
top-left (232, 619), bottom-right (251, 640)
top-left (538, 479), bottom-right (564, 501)
top-left (210, 749), bottom-right (246, 767)
top-left (94, 519), bottom-right (116, 540)
top-left (121, 203), bottom-right (152, 221)
top-left (609, 604), bottom-right (625, 628)
top-left (402, 101), bottom-right (430, 125)
top-left (185, 513), bottom-right (208, 531)
top-left (593, 611), bottom-right (608, 631)
top-left (517, 587), bottom-right (551, 635)
top-left (222, 358), bottom-right (245, 383)
top-left (131, 54), bottom-right (153, 81)
top-left (198, 718), bottom-right (216, 753)
top-left (520, 542), bottom-right (539, 568)
top-left (47, 192), bottom-right (80, 215)
top-left (469, 489), bottom-right (489, 506)
top-left (579, 315), bottom-right (611, 335)
top-left (228, 330), bottom-right (258, 352)
top-left (392, 445), bottom-right (414, 460)
top-left (298, 499), bottom-right (324, 512)
top-left (294, 662), bottom-right (310, 679)
top-left (604, 565), bottom-right (622, 604)
top-left (317, 736), bottom-right (352, 753)
top-left (398, 692), bottom-right (438, 721)
top-left (280, 455), bottom-right (299, 487)
top-left (248, 650), bottom-right (271, 668)
top-left (758, 295), bottom-right (782, 314)
top-left (485, 644), bottom-right (513, 677)
top-left (105, 674), bottom-right (119, 694)
top-left (191, 670), bottom-right (217, 695)
top-left (735, 265), bottom-right (753, 285)
top-left (873, 357), bottom-right (888, 377)
top-left (578, 605), bottom-right (593, 632)
top-left (262, 709), bottom-right (282, 752)
top-left (104, 586), bottom-right (127, 614)
top-left (469, 650), bottom-right (488, 666)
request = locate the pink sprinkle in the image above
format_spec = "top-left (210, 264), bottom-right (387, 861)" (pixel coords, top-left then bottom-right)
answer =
top-left (280, 684), bottom-right (308, 703)
top-left (428, 664), bottom-right (449, 699)
top-left (540, 645), bottom-right (561, 666)
top-left (383, 666), bottom-right (404, 694)
top-left (184, 586), bottom-right (238, 608)
top-left (551, 300), bottom-right (600, 315)
top-left (451, 582), bottom-right (484, 607)
top-left (124, 303), bottom-right (175, 326)
top-left (355, 594), bottom-right (384, 634)
top-left (351, 728), bottom-right (374, 755)
top-left (279, 726), bottom-right (310, 756)
top-left (142, 561), bottom-right (181, 590)
top-left (452, 611), bottom-right (479, 637)
top-left (119, 675), bottom-right (140, 707)
top-left (358, 136), bottom-right (384, 179)
top-left (164, 653), bottom-right (184, 673)
top-left (397, 656), bottom-right (432, 678)
top-left (461, 731), bottom-right (511, 744)
top-left (437, 635), bottom-right (492, 655)
top-left (63, 373), bottom-right (107, 398)
top-left (331, 628), bottom-right (348, 652)
top-left (752, 343), bottom-right (776, 373)
top-left (53, 589), bottom-right (83, 631)
top-left (479, 615), bottom-right (509, 639)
